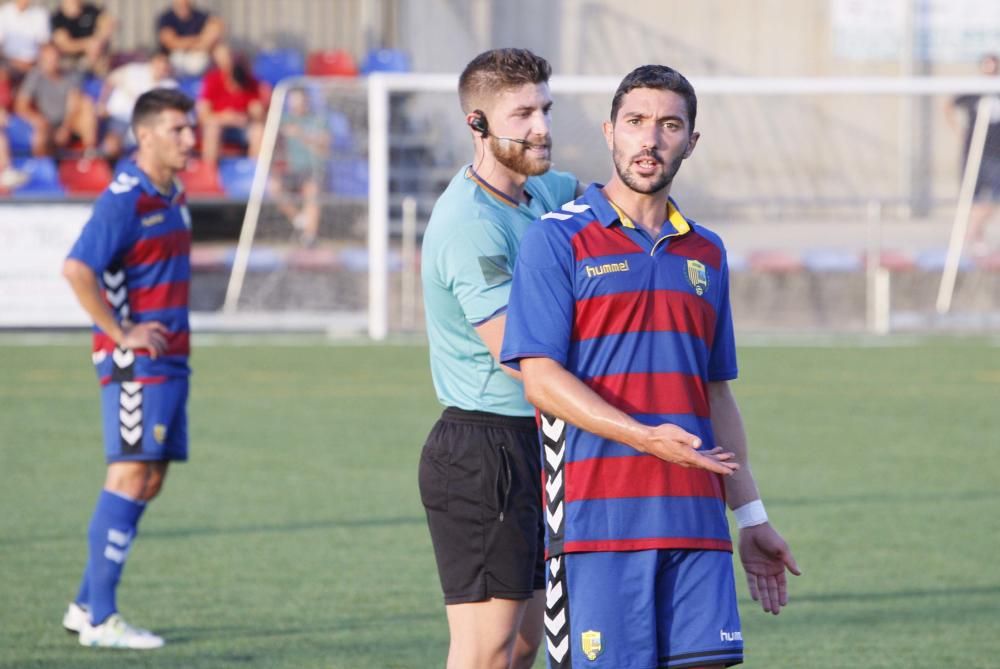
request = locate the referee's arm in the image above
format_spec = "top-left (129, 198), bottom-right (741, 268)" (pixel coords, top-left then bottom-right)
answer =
top-left (475, 314), bottom-right (521, 381)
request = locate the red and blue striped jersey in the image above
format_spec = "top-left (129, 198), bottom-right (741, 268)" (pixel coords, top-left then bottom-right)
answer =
top-left (500, 183), bottom-right (737, 557)
top-left (67, 161), bottom-right (192, 385)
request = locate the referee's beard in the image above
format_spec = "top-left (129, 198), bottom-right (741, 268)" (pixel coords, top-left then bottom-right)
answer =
top-left (490, 134), bottom-right (552, 176)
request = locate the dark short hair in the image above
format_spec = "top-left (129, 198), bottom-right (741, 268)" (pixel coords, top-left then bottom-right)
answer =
top-left (610, 65), bottom-right (697, 130)
top-left (131, 88), bottom-right (194, 131)
top-left (458, 48), bottom-right (551, 113)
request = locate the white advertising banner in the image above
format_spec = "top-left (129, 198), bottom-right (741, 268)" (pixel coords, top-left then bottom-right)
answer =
top-left (0, 204), bottom-right (92, 327)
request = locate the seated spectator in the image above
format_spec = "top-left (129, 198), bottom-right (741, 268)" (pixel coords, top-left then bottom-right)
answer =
top-left (268, 87), bottom-right (328, 246)
top-left (197, 42), bottom-right (266, 166)
top-left (99, 49), bottom-right (177, 160)
top-left (14, 42), bottom-right (97, 156)
top-left (0, 0), bottom-right (50, 80)
top-left (50, 0), bottom-right (115, 76)
top-left (0, 107), bottom-right (27, 190)
top-left (156, 0), bottom-right (223, 78)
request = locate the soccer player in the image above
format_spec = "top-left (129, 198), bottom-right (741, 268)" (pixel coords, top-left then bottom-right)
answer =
top-left (419, 48), bottom-right (579, 669)
top-left (60, 87), bottom-right (196, 649)
top-left (501, 65), bottom-right (800, 669)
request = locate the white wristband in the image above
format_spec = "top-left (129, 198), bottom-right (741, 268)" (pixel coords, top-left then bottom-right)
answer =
top-left (734, 500), bottom-right (768, 528)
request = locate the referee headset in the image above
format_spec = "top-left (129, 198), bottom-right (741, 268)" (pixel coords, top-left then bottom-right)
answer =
top-left (468, 109), bottom-right (531, 146)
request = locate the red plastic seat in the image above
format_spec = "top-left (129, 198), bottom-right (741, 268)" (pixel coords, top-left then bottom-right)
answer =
top-left (306, 49), bottom-right (358, 77)
top-left (178, 158), bottom-right (224, 196)
top-left (59, 158), bottom-right (113, 195)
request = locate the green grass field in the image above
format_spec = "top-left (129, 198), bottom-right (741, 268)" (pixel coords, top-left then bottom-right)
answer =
top-left (1, 336), bottom-right (998, 668)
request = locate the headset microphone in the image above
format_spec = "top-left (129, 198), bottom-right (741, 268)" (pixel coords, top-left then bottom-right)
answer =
top-left (469, 109), bottom-right (534, 146)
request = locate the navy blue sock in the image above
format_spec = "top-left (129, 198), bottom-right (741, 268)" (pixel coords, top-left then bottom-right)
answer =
top-left (85, 490), bottom-right (146, 625)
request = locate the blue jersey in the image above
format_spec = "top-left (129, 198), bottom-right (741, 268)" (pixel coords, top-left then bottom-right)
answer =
top-left (501, 184), bottom-right (737, 556)
top-left (67, 161), bottom-right (192, 385)
top-left (421, 165), bottom-right (577, 416)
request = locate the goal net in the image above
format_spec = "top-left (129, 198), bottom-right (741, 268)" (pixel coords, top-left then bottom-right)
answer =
top-left (223, 75), bottom-right (1000, 338)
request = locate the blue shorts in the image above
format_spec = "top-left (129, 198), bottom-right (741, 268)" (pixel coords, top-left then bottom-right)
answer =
top-left (100, 378), bottom-right (189, 463)
top-left (546, 549), bottom-right (743, 669)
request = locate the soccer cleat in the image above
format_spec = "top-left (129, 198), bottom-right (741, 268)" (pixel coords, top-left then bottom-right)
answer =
top-left (62, 602), bottom-right (90, 634)
top-left (78, 613), bottom-right (165, 649)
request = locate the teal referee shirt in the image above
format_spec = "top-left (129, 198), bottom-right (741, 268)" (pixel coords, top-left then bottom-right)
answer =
top-left (422, 165), bottom-right (577, 416)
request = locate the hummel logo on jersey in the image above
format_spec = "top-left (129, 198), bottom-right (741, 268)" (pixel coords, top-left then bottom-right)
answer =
top-left (585, 260), bottom-right (630, 278)
top-left (141, 213), bottom-right (165, 227)
top-left (720, 629), bottom-right (743, 642)
top-left (109, 173), bottom-right (140, 194)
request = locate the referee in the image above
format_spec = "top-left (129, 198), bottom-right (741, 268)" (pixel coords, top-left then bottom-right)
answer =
top-left (418, 48), bottom-right (579, 669)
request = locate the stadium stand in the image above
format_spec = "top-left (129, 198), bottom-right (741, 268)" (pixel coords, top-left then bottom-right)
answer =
top-left (11, 157), bottom-right (65, 197)
top-left (218, 157), bottom-right (256, 198)
top-left (360, 48), bottom-right (410, 74)
top-left (305, 49), bottom-right (358, 77)
top-left (178, 157), bottom-right (224, 196)
top-left (253, 48), bottom-right (305, 87)
top-left (59, 157), bottom-right (113, 195)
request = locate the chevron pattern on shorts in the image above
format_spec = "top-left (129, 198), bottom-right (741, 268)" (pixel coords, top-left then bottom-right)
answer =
top-left (103, 268), bottom-right (130, 321)
top-left (540, 413), bottom-right (566, 554)
top-left (119, 381), bottom-right (143, 454)
top-left (545, 556), bottom-right (572, 668)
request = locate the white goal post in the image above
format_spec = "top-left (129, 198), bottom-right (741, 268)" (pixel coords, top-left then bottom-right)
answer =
top-left (224, 74), bottom-right (1000, 339)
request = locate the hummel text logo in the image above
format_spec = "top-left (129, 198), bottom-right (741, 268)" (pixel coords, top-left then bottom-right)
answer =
top-left (584, 260), bottom-right (630, 278)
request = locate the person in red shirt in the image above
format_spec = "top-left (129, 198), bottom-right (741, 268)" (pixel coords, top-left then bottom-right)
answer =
top-left (196, 41), bottom-right (266, 166)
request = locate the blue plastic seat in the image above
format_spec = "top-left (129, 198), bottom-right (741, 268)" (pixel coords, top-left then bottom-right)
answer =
top-left (360, 48), bottom-right (410, 75)
top-left (218, 157), bottom-right (257, 199)
top-left (11, 157), bottom-right (66, 198)
top-left (253, 49), bottom-right (305, 87)
top-left (178, 76), bottom-right (203, 100)
top-left (6, 114), bottom-right (34, 155)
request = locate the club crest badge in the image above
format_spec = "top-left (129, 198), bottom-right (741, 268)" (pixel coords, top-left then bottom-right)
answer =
top-left (153, 424), bottom-right (167, 444)
top-left (581, 630), bottom-right (602, 661)
top-left (686, 259), bottom-right (709, 296)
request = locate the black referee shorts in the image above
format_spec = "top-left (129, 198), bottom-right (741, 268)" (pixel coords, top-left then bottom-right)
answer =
top-left (418, 407), bottom-right (545, 605)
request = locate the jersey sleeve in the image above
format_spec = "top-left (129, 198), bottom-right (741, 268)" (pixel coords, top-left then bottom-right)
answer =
top-left (501, 221), bottom-right (575, 369)
top-left (436, 217), bottom-right (516, 325)
top-left (66, 191), bottom-right (136, 275)
top-left (707, 253), bottom-right (738, 382)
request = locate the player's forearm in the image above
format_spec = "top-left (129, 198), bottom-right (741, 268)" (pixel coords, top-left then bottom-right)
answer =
top-left (62, 259), bottom-right (125, 344)
top-left (709, 381), bottom-right (761, 508)
top-left (522, 356), bottom-right (648, 449)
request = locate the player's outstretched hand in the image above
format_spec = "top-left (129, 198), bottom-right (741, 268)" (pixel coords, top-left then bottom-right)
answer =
top-left (121, 321), bottom-right (168, 359)
top-left (738, 524), bottom-right (801, 615)
top-left (640, 424), bottom-right (740, 476)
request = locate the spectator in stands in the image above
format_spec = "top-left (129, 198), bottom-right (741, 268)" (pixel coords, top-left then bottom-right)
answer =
top-left (14, 42), bottom-right (97, 157)
top-left (197, 42), bottom-right (266, 166)
top-left (156, 0), bottom-right (223, 78)
top-left (947, 53), bottom-right (1000, 256)
top-left (50, 0), bottom-right (115, 76)
top-left (99, 50), bottom-right (178, 161)
top-left (0, 107), bottom-right (27, 190)
top-left (268, 87), bottom-right (328, 246)
top-left (0, 0), bottom-right (50, 81)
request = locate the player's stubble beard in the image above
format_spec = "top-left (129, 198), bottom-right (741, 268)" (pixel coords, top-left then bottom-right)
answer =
top-left (612, 144), bottom-right (686, 195)
top-left (490, 135), bottom-right (552, 176)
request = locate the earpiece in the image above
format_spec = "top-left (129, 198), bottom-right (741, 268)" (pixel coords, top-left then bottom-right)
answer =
top-left (469, 110), bottom-right (489, 138)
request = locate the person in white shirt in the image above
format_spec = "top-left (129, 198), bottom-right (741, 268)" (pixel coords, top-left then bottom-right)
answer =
top-left (0, 0), bottom-right (50, 79)
top-left (99, 50), bottom-right (178, 161)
